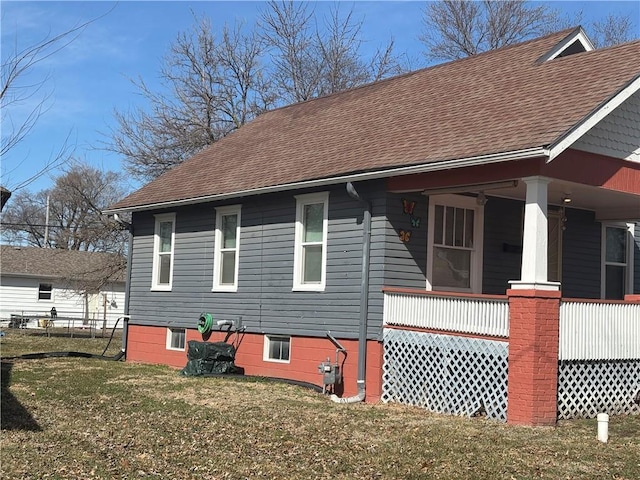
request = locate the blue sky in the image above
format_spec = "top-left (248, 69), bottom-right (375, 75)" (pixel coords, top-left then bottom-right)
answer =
top-left (2, 1), bottom-right (639, 197)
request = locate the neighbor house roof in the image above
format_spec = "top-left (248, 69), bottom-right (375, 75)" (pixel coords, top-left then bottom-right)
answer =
top-left (108, 27), bottom-right (640, 212)
top-left (0, 245), bottom-right (126, 284)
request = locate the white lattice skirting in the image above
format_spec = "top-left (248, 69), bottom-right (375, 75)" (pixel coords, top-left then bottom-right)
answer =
top-left (558, 360), bottom-right (640, 419)
top-left (381, 329), bottom-right (509, 422)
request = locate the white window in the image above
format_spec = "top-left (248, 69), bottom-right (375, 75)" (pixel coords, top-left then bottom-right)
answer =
top-left (213, 205), bottom-right (241, 291)
top-left (264, 335), bottom-right (291, 363)
top-left (152, 213), bottom-right (175, 290)
top-left (601, 223), bottom-right (634, 300)
top-left (293, 192), bottom-right (329, 291)
top-left (427, 194), bottom-right (484, 293)
top-left (166, 328), bottom-right (186, 351)
top-left (38, 283), bottom-right (53, 301)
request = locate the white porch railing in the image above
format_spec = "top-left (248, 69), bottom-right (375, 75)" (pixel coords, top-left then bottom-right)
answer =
top-left (559, 300), bottom-right (640, 360)
top-left (383, 289), bottom-right (509, 338)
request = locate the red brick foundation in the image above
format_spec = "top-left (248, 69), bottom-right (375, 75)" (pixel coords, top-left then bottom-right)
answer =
top-left (126, 325), bottom-right (383, 402)
top-left (506, 289), bottom-right (561, 426)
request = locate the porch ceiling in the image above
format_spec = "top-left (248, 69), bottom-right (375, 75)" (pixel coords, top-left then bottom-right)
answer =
top-left (389, 150), bottom-right (640, 221)
top-left (416, 179), bottom-right (639, 221)
top-left (508, 180), bottom-right (640, 221)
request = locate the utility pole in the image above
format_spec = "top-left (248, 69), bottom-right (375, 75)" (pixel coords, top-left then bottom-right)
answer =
top-left (44, 195), bottom-right (50, 247)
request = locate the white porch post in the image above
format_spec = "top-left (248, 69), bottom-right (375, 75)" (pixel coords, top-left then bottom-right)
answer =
top-left (509, 176), bottom-right (560, 291)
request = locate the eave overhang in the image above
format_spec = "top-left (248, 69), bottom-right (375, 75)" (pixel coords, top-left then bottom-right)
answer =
top-left (103, 147), bottom-right (548, 214)
top-left (546, 74), bottom-right (640, 162)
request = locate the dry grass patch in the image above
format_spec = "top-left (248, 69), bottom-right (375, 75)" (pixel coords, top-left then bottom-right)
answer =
top-left (2, 330), bottom-right (639, 479)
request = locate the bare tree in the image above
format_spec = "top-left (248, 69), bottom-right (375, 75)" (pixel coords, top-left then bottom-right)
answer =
top-left (107, 2), bottom-right (406, 181)
top-left (259, 0), bottom-right (322, 103)
top-left (0, 161), bottom-right (128, 253)
top-left (316, 4), bottom-right (403, 96)
top-left (260, 1), bottom-right (405, 103)
top-left (590, 13), bottom-right (635, 48)
top-left (420, 1), bottom-right (637, 62)
top-left (1, 9), bottom-right (113, 193)
top-left (106, 15), bottom-right (274, 182)
top-left (420, 0), bottom-right (555, 61)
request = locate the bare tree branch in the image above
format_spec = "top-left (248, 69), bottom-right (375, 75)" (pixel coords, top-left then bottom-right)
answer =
top-left (259, 0), bottom-right (321, 103)
top-left (1, 6), bottom-right (115, 192)
top-left (104, 2), bottom-right (406, 181)
top-left (1, 160), bottom-right (128, 253)
top-left (104, 15), bottom-right (275, 182)
top-left (420, 0), bottom-right (554, 61)
top-left (590, 13), bottom-right (635, 48)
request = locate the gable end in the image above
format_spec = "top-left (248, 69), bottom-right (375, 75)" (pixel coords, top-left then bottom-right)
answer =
top-left (572, 90), bottom-right (640, 163)
top-left (537, 27), bottom-right (594, 63)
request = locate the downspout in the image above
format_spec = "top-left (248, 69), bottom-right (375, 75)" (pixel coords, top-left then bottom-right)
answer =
top-left (331, 182), bottom-right (371, 403)
top-left (116, 214), bottom-right (133, 357)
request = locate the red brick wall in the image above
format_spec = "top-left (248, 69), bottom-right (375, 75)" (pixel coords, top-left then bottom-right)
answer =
top-left (506, 289), bottom-right (561, 426)
top-left (126, 325), bottom-right (383, 402)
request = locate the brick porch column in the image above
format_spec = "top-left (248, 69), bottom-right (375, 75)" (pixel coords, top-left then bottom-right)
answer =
top-left (507, 288), bottom-right (561, 426)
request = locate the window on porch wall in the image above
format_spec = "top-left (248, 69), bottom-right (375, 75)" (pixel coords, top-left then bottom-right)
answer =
top-left (547, 211), bottom-right (563, 283)
top-left (427, 194), bottom-right (484, 293)
top-left (602, 223), bottom-right (634, 299)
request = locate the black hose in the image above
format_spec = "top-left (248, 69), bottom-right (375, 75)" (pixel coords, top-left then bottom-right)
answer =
top-left (195, 373), bottom-right (323, 393)
top-left (1, 350), bottom-right (125, 361)
top-left (101, 316), bottom-right (124, 356)
top-left (1, 317), bottom-right (126, 362)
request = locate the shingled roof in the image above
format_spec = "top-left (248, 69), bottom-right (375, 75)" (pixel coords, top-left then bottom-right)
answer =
top-left (0, 245), bottom-right (125, 284)
top-left (108, 28), bottom-right (640, 212)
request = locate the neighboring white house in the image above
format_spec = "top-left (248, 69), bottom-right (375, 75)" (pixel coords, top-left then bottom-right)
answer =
top-left (0, 245), bottom-right (126, 329)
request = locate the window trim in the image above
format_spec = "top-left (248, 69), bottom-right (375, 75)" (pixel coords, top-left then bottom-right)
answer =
top-left (426, 194), bottom-right (484, 293)
top-left (293, 192), bottom-right (329, 291)
top-left (213, 205), bottom-right (242, 292)
top-left (38, 283), bottom-right (53, 301)
top-left (263, 335), bottom-right (291, 363)
top-left (600, 222), bottom-right (634, 299)
top-left (151, 213), bottom-right (176, 291)
top-left (166, 327), bottom-right (186, 351)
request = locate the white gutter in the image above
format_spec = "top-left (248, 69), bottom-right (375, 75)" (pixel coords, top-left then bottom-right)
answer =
top-left (547, 75), bottom-right (640, 162)
top-left (103, 147), bottom-right (547, 214)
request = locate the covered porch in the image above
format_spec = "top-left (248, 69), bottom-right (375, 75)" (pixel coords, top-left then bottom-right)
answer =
top-left (386, 148), bottom-right (640, 299)
top-left (381, 288), bottom-right (640, 423)
top-left (380, 148), bottom-right (640, 425)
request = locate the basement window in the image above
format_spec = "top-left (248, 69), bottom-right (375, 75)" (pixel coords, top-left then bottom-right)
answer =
top-left (38, 283), bottom-right (53, 301)
top-left (166, 328), bottom-right (186, 351)
top-left (264, 335), bottom-right (290, 363)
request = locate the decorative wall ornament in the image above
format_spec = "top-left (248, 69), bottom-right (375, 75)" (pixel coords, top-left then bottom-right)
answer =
top-left (399, 197), bottom-right (422, 243)
top-left (399, 229), bottom-right (412, 242)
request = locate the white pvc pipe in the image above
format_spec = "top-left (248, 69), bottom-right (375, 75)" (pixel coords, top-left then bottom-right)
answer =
top-left (597, 413), bottom-right (609, 443)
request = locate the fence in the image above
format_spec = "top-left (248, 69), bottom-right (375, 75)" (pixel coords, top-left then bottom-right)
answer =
top-left (1, 309), bottom-right (123, 338)
top-left (382, 289), bottom-right (510, 421)
top-left (383, 288), bottom-right (509, 338)
top-left (558, 299), bottom-right (640, 419)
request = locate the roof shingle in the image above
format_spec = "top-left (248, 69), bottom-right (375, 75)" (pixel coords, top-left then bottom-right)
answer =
top-left (0, 245), bottom-right (126, 284)
top-left (110, 28), bottom-right (640, 211)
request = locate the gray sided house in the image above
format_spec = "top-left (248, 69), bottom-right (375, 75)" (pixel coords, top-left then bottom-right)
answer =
top-left (106, 28), bottom-right (640, 425)
top-left (0, 245), bottom-right (126, 329)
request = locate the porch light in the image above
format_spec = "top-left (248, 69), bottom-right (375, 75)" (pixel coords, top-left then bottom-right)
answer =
top-left (562, 194), bottom-right (572, 204)
top-left (476, 192), bottom-right (488, 206)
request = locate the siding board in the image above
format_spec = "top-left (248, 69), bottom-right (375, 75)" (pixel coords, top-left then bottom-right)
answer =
top-left (128, 182), bottom-right (387, 339)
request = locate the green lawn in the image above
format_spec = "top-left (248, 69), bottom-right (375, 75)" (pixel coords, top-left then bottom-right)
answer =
top-left (1, 329), bottom-right (639, 479)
